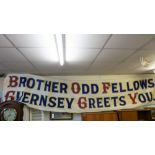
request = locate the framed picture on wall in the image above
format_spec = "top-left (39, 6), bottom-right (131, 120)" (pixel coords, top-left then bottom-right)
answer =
top-left (50, 112), bottom-right (73, 120)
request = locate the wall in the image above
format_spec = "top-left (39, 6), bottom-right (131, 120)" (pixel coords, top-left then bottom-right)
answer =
top-left (23, 105), bottom-right (30, 121)
top-left (0, 78), bottom-right (4, 103)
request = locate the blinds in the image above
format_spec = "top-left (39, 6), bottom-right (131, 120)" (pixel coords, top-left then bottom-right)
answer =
top-left (30, 109), bottom-right (44, 121)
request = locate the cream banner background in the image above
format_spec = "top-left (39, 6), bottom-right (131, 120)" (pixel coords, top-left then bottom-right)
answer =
top-left (2, 74), bottom-right (155, 113)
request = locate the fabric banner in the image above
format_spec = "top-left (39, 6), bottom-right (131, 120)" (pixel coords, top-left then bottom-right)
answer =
top-left (2, 74), bottom-right (155, 113)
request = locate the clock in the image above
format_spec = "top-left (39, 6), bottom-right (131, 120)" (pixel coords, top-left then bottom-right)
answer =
top-left (0, 101), bottom-right (24, 121)
top-left (2, 108), bottom-right (17, 121)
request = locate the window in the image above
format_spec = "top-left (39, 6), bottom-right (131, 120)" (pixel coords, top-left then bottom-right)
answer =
top-left (30, 109), bottom-right (44, 121)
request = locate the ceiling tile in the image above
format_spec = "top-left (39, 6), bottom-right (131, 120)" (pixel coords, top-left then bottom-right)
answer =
top-left (62, 62), bottom-right (89, 71)
top-left (90, 60), bottom-right (117, 70)
top-left (94, 49), bottom-right (134, 63)
top-left (19, 48), bottom-right (59, 62)
top-left (122, 49), bottom-right (155, 71)
top-left (61, 70), bottom-right (86, 75)
top-left (61, 62), bottom-right (91, 75)
top-left (0, 48), bottom-right (28, 62)
top-left (66, 34), bottom-right (110, 48)
top-left (0, 35), bottom-right (13, 47)
top-left (33, 61), bottom-right (61, 73)
top-left (66, 48), bottom-right (100, 62)
top-left (124, 49), bottom-right (155, 63)
top-left (0, 34), bottom-right (154, 75)
top-left (87, 64), bottom-right (114, 75)
top-left (0, 64), bottom-right (10, 73)
top-left (0, 64), bottom-right (7, 70)
top-left (105, 34), bottom-right (155, 49)
top-left (6, 34), bottom-right (56, 47)
top-left (111, 61), bottom-right (140, 71)
top-left (2, 62), bottom-right (36, 72)
top-left (88, 48), bottom-right (149, 75)
top-left (143, 38), bottom-right (155, 50)
top-left (111, 62), bottom-right (148, 74)
top-left (90, 66), bottom-right (151, 74)
top-left (62, 69), bottom-right (87, 75)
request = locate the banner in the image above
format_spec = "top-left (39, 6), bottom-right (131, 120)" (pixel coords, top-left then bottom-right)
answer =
top-left (2, 74), bottom-right (155, 113)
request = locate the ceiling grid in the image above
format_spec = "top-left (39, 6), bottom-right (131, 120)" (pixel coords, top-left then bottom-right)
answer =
top-left (0, 34), bottom-right (155, 75)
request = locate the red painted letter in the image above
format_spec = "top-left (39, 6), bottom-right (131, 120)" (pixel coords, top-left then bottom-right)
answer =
top-left (71, 82), bottom-right (80, 94)
top-left (102, 82), bottom-right (110, 93)
top-left (128, 93), bottom-right (138, 104)
top-left (5, 91), bottom-right (15, 101)
top-left (77, 97), bottom-right (87, 109)
top-left (8, 76), bottom-right (18, 87)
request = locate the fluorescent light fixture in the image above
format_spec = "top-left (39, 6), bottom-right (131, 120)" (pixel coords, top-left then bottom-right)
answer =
top-left (54, 34), bottom-right (64, 66)
top-left (44, 34), bottom-right (59, 62)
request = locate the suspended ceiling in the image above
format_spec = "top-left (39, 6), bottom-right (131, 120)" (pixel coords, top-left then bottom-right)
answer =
top-left (0, 34), bottom-right (155, 75)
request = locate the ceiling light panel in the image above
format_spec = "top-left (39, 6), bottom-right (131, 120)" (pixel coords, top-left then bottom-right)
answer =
top-left (55, 34), bottom-right (64, 66)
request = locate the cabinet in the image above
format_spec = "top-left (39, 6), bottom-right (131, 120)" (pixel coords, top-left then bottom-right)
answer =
top-left (82, 111), bottom-right (118, 121)
top-left (118, 111), bottom-right (137, 121)
top-left (118, 110), bottom-right (152, 121)
top-left (81, 110), bottom-right (152, 121)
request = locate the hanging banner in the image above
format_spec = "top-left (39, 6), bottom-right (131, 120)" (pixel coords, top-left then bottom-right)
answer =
top-left (2, 74), bottom-right (155, 113)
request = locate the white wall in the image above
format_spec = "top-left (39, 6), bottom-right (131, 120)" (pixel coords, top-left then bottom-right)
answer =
top-left (23, 106), bottom-right (30, 121)
top-left (73, 113), bottom-right (81, 121)
top-left (0, 78), bottom-right (4, 103)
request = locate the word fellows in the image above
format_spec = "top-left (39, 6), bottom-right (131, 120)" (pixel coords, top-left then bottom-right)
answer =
top-left (2, 74), bottom-right (155, 113)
